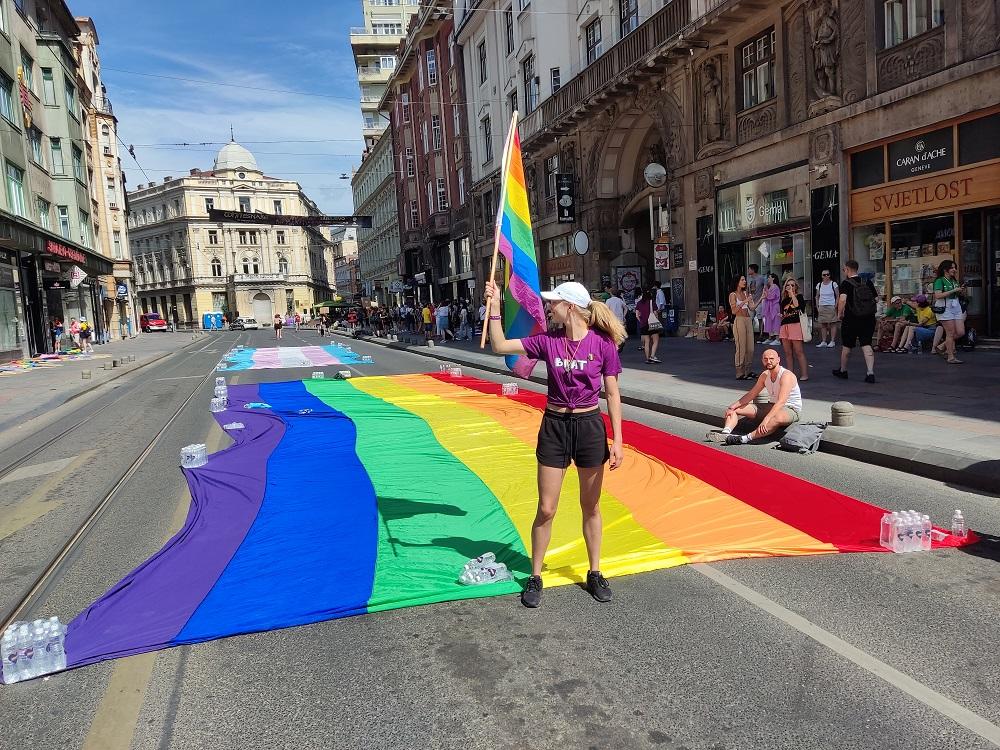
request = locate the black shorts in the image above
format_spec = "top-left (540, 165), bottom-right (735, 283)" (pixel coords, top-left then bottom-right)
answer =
top-left (841, 316), bottom-right (875, 349)
top-left (536, 409), bottom-right (610, 469)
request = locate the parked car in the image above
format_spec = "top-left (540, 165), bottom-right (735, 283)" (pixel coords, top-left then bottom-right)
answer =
top-left (140, 313), bottom-right (168, 332)
top-left (229, 317), bottom-right (261, 330)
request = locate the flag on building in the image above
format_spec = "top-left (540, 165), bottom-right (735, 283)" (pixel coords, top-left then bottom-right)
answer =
top-left (494, 115), bottom-right (546, 378)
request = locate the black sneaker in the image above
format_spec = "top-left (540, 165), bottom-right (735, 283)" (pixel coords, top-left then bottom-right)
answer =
top-left (521, 575), bottom-right (543, 608)
top-left (724, 434), bottom-right (745, 446)
top-left (586, 570), bottom-right (612, 602)
top-left (832, 369), bottom-right (848, 379)
top-left (865, 373), bottom-right (876, 383)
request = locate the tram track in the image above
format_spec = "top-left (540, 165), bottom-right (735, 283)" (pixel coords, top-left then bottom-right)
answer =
top-left (0, 332), bottom-right (229, 483)
top-left (0, 332), bottom-right (245, 633)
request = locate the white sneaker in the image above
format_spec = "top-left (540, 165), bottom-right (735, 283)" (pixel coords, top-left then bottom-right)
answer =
top-left (816, 341), bottom-right (827, 347)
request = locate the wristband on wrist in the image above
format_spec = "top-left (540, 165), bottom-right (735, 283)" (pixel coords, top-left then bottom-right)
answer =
top-left (489, 315), bottom-right (501, 320)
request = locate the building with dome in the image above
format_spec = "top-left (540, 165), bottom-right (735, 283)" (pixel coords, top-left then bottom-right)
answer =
top-left (126, 140), bottom-right (336, 325)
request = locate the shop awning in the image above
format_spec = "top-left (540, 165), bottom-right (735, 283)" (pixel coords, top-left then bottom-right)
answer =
top-left (42, 239), bottom-right (114, 277)
top-left (0, 214), bottom-right (114, 277)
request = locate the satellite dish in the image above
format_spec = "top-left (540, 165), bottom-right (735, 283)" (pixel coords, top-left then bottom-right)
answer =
top-left (644, 163), bottom-right (667, 188)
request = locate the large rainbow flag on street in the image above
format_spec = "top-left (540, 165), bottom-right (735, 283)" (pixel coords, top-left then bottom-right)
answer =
top-left (495, 116), bottom-right (546, 378)
top-left (45, 374), bottom-right (972, 675)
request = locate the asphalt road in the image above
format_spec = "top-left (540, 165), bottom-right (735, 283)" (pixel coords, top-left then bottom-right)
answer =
top-left (1, 328), bottom-right (997, 750)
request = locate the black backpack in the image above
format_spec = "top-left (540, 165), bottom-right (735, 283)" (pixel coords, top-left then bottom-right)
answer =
top-left (847, 277), bottom-right (876, 318)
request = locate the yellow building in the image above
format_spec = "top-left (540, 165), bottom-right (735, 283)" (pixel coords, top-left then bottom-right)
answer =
top-left (127, 141), bottom-right (335, 326)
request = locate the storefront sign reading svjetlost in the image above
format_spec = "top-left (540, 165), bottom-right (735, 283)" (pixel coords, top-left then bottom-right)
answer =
top-left (851, 162), bottom-right (1000, 223)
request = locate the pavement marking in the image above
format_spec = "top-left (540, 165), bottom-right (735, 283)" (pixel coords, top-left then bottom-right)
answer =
top-left (0, 451), bottom-right (94, 540)
top-left (81, 421), bottom-right (230, 750)
top-left (0, 456), bottom-right (77, 484)
top-left (693, 563), bottom-right (1000, 747)
top-left (150, 375), bottom-right (205, 381)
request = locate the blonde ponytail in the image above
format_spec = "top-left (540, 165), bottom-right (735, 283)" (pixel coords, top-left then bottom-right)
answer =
top-left (581, 300), bottom-right (627, 346)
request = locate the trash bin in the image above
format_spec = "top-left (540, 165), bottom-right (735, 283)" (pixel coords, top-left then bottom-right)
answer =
top-left (663, 307), bottom-right (679, 335)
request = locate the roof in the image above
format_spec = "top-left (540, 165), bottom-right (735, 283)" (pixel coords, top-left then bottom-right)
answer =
top-left (214, 141), bottom-right (259, 171)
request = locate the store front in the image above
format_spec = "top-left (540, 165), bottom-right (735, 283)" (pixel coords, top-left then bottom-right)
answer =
top-left (848, 108), bottom-right (1000, 334)
top-left (714, 163), bottom-right (821, 310)
top-left (0, 248), bottom-right (26, 362)
top-left (0, 216), bottom-right (114, 358)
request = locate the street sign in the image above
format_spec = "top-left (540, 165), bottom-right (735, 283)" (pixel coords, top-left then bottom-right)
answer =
top-left (116, 282), bottom-right (128, 299)
top-left (556, 174), bottom-right (575, 224)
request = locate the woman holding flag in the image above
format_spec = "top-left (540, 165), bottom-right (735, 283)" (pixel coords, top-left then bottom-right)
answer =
top-left (484, 279), bottom-right (626, 608)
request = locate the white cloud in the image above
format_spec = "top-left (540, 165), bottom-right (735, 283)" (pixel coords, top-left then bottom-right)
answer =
top-left (110, 60), bottom-right (364, 215)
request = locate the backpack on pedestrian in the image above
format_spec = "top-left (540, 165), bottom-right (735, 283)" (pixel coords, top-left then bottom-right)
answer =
top-left (775, 422), bottom-right (826, 455)
top-left (846, 277), bottom-right (876, 318)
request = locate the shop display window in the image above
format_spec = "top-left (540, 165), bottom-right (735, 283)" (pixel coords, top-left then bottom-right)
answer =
top-left (748, 232), bottom-right (813, 299)
top-left (959, 211), bottom-right (985, 317)
top-left (889, 214), bottom-right (954, 299)
top-left (852, 223), bottom-right (888, 301)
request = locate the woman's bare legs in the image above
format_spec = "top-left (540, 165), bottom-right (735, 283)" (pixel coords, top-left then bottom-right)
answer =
top-left (577, 465), bottom-right (605, 572)
top-left (532, 464), bottom-right (567, 576)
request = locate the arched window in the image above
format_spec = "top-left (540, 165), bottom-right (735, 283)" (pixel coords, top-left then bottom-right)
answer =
top-left (100, 124), bottom-right (110, 144)
top-left (277, 256), bottom-right (288, 275)
top-left (251, 257), bottom-right (260, 274)
top-left (241, 257), bottom-right (250, 274)
top-left (211, 258), bottom-right (222, 277)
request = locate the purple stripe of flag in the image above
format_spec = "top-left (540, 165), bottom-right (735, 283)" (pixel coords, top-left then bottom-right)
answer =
top-left (64, 384), bottom-right (286, 668)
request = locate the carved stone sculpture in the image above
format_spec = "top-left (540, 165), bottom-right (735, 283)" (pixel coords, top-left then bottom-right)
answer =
top-left (702, 61), bottom-right (724, 143)
top-left (808, 0), bottom-right (840, 98)
top-left (525, 163), bottom-right (538, 214)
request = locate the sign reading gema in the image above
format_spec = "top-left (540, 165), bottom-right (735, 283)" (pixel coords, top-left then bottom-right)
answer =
top-left (556, 174), bottom-right (575, 224)
top-left (208, 209), bottom-right (372, 229)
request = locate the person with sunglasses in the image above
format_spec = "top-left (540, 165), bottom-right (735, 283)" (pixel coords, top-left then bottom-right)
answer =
top-left (779, 278), bottom-right (810, 381)
top-left (814, 270), bottom-right (839, 347)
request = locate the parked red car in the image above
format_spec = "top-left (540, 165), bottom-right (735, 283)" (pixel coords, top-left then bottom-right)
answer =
top-left (140, 313), bottom-right (168, 332)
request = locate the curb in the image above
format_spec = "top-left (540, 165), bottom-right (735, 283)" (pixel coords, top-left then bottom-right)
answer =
top-left (0, 335), bottom-right (210, 441)
top-left (340, 330), bottom-right (1000, 493)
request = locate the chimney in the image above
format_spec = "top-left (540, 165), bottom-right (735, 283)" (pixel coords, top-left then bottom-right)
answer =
top-left (190, 168), bottom-right (201, 175)
top-left (163, 176), bottom-right (172, 183)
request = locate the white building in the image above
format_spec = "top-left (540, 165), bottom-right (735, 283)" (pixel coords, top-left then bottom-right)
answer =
top-left (76, 17), bottom-right (137, 339)
top-left (351, 131), bottom-right (400, 303)
top-left (127, 141), bottom-right (335, 325)
top-left (351, 0), bottom-right (421, 148)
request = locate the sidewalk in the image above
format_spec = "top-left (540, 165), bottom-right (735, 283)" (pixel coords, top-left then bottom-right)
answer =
top-left (0, 332), bottom-right (210, 435)
top-left (346, 328), bottom-right (1000, 492)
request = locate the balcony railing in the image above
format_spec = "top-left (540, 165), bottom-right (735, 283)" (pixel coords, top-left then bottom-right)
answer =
top-left (519, 0), bottom-right (690, 143)
top-left (95, 96), bottom-right (113, 115)
top-left (231, 273), bottom-right (286, 283)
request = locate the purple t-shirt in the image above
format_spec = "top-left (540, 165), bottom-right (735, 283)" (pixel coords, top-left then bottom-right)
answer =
top-left (520, 330), bottom-right (622, 409)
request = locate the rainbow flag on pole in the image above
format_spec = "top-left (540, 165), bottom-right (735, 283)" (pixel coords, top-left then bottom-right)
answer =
top-left (495, 114), bottom-right (546, 378)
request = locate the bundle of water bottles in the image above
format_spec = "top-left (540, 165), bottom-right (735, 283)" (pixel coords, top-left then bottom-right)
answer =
top-left (210, 376), bottom-right (228, 413)
top-left (879, 509), bottom-right (966, 553)
top-left (1, 617), bottom-right (66, 684)
top-left (457, 552), bottom-right (512, 585)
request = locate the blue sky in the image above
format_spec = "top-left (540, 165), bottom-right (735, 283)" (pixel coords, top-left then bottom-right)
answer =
top-left (83, 0), bottom-right (365, 214)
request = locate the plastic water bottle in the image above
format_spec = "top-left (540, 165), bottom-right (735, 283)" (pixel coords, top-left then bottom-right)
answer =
top-left (45, 618), bottom-right (66, 673)
top-left (16, 624), bottom-right (34, 680)
top-left (213, 385), bottom-right (228, 399)
top-left (501, 383), bottom-right (519, 396)
top-left (461, 552), bottom-right (496, 573)
top-left (215, 377), bottom-right (226, 387)
top-left (951, 510), bottom-right (967, 539)
top-left (2, 630), bottom-right (19, 684)
top-left (879, 512), bottom-right (893, 550)
top-left (921, 515), bottom-right (933, 551)
top-left (458, 562), bottom-right (511, 585)
top-left (29, 623), bottom-right (48, 677)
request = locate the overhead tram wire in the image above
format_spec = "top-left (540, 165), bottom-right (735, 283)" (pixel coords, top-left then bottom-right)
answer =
top-left (100, 70), bottom-right (706, 131)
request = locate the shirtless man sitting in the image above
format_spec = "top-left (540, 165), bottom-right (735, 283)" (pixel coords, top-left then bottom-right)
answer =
top-left (706, 349), bottom-right (803, 445)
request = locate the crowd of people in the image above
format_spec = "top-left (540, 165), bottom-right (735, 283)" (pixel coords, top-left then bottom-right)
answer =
top-left (710, 258), bottom-right (977, 384)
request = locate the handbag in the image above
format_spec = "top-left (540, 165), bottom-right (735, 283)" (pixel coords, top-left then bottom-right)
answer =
top-left (646, 309), bottom-right (663, 333)
top-left (799, 312), bottom-right (812, 343)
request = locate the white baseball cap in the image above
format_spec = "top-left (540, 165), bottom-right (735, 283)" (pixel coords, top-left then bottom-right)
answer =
top-left (541, 281), bottom-right (591, 308)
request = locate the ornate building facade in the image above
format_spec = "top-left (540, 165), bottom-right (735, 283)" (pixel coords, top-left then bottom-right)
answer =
top-left (127, 142), bottom-right (335, 325)
top-left (459, 0), bottom-right (1000, 335)
top-left (76, 17), bottom-right (136, 338)
top-left (384, 0), bottom-right (473, 305)
top-left (351, 128), bottom-right (400, 304)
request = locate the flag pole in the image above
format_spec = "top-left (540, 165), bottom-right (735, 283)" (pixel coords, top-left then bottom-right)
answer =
top-left (480, 111), bottom-right (519, 349)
